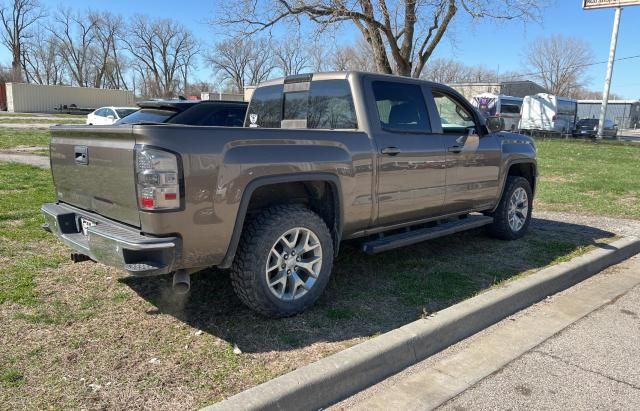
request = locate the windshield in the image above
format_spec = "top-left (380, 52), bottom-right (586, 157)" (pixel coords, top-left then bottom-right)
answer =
top-left (577, 119), bottom-right (598, 127)
top-left (116, 109), bottom-right (177, 124)
top-left (116, 109), bottom-right (138, 119)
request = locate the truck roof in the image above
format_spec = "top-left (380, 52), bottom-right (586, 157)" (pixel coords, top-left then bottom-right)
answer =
top-left (254, 71), bottom-right (448, 90)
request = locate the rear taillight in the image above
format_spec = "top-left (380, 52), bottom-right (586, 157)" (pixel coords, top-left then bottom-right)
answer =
top-left (135, 146), bottom-right (181, 211)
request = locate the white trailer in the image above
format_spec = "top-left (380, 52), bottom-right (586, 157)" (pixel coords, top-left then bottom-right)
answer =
top-left (5, 83), bottom-right (134, 113)
top-left (519, 93), bottom-right (577, 135)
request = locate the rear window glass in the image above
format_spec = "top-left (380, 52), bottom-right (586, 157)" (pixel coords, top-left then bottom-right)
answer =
top-left (283, 91), bottom-right (309, 121)
top-left (117, 109), bottom-right (176, 124)
top-left (577, 119), bottom-right (598, 126)
top-left (167, 103), bottom-right (247, 127)
top-left (372, 81), bottom-right (430, 132)
top-left (308, 80), bottom-right (357, 129)
top-left (246, 84), bottom-right (283, 128)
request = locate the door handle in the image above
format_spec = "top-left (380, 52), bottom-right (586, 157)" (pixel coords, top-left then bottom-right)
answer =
top-left (448, 145), bottom-right (463, 153)
top-left (381, 147), bottom-right (401, 156)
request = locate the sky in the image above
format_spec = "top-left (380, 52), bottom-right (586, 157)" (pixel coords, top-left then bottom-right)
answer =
top-left (3, 0), bottom-right (639, 98)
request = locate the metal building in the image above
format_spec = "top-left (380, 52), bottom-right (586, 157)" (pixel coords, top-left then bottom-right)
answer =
top-left (577, 100), bottom-right (640, 129)
top-left (5, 82), bottom-right (135, 113)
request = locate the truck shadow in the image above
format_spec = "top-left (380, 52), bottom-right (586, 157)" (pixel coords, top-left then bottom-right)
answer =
top-left (123, 217), bottom-right (616, 353)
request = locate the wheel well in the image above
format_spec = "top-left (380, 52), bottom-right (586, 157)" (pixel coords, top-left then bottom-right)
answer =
top-left (508, 163), bottom-right (536, 193)
top-left (246, 180), bottom-right (340, 243)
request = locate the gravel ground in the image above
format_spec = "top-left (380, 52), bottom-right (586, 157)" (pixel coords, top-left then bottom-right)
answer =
top-left (534, 210), bottom-right (640, 237)
top-left (0, 152), bottom-right (49, 167)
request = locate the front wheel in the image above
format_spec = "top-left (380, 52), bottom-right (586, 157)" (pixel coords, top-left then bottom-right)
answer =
top-left (230, 205), bottom-right (334, 318)
top-left (486, 176), bottom-right (533, 240)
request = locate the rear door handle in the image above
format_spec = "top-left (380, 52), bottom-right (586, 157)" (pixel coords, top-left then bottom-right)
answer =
top-left (448, 145), bottom-right (463, 153)
top-left (381, 147), bottom-right (401, 156)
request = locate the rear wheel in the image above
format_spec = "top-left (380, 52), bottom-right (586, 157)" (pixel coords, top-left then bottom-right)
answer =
top-left (230, 205), bottom-right (334, 318)
top-left (486, 176), bottom-right (533, 240)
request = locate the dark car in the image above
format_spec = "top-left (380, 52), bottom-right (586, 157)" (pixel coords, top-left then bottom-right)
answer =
top-left (117, 100), bottom-right (248, 126)
top-left (572, 118), bottom-right (618, 138)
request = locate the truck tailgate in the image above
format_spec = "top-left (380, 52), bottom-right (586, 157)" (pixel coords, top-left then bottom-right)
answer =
top-left (49, 125), bottom-right (140, 227)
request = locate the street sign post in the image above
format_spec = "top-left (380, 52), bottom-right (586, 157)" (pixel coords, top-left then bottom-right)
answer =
top-left (583, 0), bottom-right (640, 139)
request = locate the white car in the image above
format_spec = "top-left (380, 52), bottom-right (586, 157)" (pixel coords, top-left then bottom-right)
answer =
top-left (86, 106), bottom-right (138, 125)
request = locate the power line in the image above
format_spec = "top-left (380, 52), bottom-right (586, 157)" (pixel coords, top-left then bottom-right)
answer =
top-left (501, 54), bottom-right (640, 81)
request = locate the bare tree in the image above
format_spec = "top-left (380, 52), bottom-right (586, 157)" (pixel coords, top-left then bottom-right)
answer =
top-left (124, 15), bottom-right (199, 97)
top-left (219, 0), bottom-right (546, 78)
top-left (273, 37), bottom-right (309, 76)
top-left (208, 36), bottom-right (275, 92)
top-left (0, 0), bottom-right (45, 81)
top-left (524, 34), bottom-right (594, 97)
top-left (49, 9), bottom-right (99, 87)
top-left (246, 38), bottom-right (275, 86)
top-left (330, 39), bottom-right (376, 72)
top-left (21, 24), bottom-right (65, 84)
top-left (91, 11), bottom-right (129, 89)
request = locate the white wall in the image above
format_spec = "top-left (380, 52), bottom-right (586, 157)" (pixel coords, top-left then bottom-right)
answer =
top-left (5, 83), bottom-right (135, 113)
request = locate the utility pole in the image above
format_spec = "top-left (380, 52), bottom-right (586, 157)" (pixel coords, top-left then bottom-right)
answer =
top-left (597, 7), bottom-right (622, 139)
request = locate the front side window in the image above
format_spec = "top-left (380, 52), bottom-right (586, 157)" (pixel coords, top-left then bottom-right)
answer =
top-left (308, 80), bottom-right (357, 129)
top-left (372, 81), bottom-right (430, 132)
top-left (245, 84), bottom-right (284, 128)
top-left (432, 91), bottom-right (476, 133)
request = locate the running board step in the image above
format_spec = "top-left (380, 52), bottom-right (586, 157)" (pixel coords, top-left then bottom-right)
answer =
top-left (362, 215), bottom-right (494, 254)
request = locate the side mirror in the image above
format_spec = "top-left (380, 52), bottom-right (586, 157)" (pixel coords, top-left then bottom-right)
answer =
top-left (486, 116), bottom-right (504, 133)
top-left (106, 115), bottom-right (115, 120)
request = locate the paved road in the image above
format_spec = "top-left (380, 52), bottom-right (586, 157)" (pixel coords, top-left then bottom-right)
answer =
top-left (335, 256), bottom-right (640, 411)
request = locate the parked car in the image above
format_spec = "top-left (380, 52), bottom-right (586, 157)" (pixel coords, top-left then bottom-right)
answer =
top-left (572, 118), bottom-right (618, 138)
top-left (86, 106), bottom-right (138, 125)
top-left (42, 72), bottom-right (537, 318)
top-left (519, 93), bottom-right (577, 134)
top-left (115, 100), bottom-right (248, 126)
top-left (471, 93), bottom-right (523, 132)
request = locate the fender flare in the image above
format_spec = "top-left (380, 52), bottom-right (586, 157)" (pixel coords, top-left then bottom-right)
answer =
top-left (492, 159), bottom-right (537, 213)
top-left (218, 172), bottom-right (344, 269)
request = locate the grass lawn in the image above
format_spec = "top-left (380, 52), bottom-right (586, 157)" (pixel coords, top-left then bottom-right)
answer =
top-left (0, 129), bottom-right (49, 150)
top-left (535, 138), bottom-right (640, 219)
top-left (0, 160), bottom-right (616, 409)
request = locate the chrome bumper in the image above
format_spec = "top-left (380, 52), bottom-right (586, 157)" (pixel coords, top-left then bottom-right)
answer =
top-left (41, 203), bottom-right (179, 276)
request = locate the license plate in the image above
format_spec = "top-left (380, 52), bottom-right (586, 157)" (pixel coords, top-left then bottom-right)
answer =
top-left (80, 218), bottom-right (96, 236)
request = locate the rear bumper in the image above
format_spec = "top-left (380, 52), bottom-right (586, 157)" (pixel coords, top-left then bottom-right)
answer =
top-left (41, 203), bottom-right (179, 276)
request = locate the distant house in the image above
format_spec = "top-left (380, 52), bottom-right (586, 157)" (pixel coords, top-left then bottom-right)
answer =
top-left (450, 80), bottom-right (548, 101)
top-left (577, 100), bottom-right (640, 129)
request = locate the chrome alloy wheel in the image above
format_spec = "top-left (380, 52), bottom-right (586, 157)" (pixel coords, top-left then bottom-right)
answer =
top-left (265, 227), bottom-right (323, 301)
top-left (508, 187), bottom-right (529, 232)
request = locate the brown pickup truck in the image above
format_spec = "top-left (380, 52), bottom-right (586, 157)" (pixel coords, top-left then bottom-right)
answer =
top-left (42, 71), bottom-right (537, 317)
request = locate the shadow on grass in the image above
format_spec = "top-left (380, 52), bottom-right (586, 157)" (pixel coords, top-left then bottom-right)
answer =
top-left (123, 217), bottom-right (615, 353)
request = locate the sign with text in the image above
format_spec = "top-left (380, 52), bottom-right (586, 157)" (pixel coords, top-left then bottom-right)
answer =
top-left (583, 0), bottom-right (640, 9)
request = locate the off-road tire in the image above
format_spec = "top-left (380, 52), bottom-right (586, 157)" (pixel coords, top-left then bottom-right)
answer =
top-left (230, 205), bottom-right (334, 318)
top-left (486, 176), bottom-right (533, 240)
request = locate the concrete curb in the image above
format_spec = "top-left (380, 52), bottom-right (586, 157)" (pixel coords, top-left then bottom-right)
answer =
top-left (203, 236), bottom-right (640, 411)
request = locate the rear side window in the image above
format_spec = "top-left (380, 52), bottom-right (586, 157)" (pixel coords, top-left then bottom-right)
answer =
top-left (308, 80), bottom-right (357, 129)
top-left (167, 103), bottom-right (247, 127)
top-left (372, 81), bottom-right (430, 132)
top-left (246, 84), bottom-right (283, 128)
top-left (117, 109), bottom-right (176, 124)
